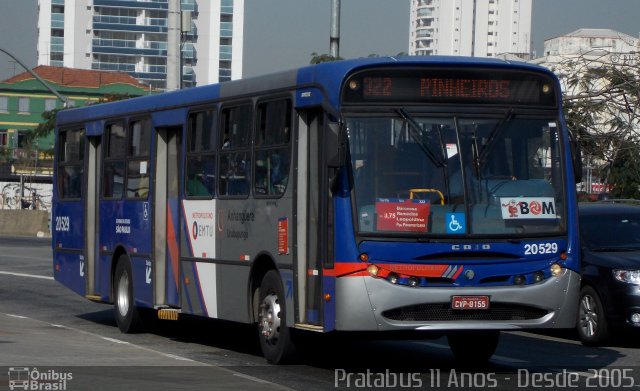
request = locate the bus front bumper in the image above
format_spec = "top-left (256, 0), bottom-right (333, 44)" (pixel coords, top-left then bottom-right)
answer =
top-left (334, 268), bottom-right (580, 331)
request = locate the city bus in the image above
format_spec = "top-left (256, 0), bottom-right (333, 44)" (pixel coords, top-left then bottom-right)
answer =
top-left (52, 56), bottom-right (581, 364)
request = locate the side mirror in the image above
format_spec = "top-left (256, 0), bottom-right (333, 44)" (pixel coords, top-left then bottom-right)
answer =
top-left (326, 121), bottom-right (346, 168)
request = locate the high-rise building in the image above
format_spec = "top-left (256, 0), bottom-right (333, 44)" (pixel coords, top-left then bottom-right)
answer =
top-left (37, 0), bottom-right (244, 90)
top-left (409, 0), bottom-right (531, 59)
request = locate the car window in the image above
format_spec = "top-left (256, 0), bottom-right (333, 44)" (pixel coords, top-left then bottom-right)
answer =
top-left (581, 212), bottom-right (640, 250)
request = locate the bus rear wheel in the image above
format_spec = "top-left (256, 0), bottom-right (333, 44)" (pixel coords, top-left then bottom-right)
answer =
top-left (447, 330), bottom-right (500, 365)
top-left (258, 270), bottom-right (297, 364)
top-left (113, 255), bottom-right (142, 333)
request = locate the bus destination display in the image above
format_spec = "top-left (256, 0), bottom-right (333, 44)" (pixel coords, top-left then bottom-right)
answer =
top-left (343, 69), bottom-right (557, 106)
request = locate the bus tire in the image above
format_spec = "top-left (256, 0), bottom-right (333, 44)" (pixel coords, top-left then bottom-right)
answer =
top-left (113, 255), bottom-right (142, 333)
top-left (258, 269), bottom-right (297, 364)
top-left (577, 285), bottom-right (609, 345)
top-left (447, 330), bottom-right (499, 365)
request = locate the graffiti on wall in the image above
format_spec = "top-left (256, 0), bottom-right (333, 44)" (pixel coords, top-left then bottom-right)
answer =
top-left (0, 182), bottom-right (53, 211)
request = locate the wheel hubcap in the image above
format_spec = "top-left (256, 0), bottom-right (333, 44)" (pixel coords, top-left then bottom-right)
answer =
top-left (117, 270), bottom-right (130, 317)
top-left (579, 294), bottom-right (598, 337)
top-left (259, 292), bottom-right (281, 344)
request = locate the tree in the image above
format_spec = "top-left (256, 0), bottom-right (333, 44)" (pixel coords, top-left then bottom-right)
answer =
top-left (310, 52), bottom-right (343, 64)
top-left (608, 139), bottom-right (640, 199)
top-left (558, 51), bottom-right (640, 196)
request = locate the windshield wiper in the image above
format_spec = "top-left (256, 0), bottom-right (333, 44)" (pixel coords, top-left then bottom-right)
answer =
top-left (478, 108), bottom-right (514, 168)
top-left (395, 108), bottom-right (447, 168)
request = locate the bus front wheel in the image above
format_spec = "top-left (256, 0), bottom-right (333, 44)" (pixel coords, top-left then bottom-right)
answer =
top-left (113, 255), bottom-right (142, 333)
top-left (447, 330), bottom-right (500, 365)
top-left (257, 269), bottom-right (297, 364)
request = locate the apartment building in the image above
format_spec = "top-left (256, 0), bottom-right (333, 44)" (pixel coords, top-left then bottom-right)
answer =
top-left (409, 0), bottom-right (532, 59)
top-left (37, 0), bottom-right (244, 90)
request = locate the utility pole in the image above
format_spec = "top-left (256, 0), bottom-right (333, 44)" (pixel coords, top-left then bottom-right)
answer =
top-left (166, 0), bottom-right (181, 91)
top-left (330, 0), bottom-right (341, 58)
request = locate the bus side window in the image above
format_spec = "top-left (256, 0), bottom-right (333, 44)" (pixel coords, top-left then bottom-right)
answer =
top-left (254, 98), bottom-right (291, 197)
top-left (126, 119), bottom-right (151, 199)
top-left (103, 123), bottom-right (126, 199)
top-left (219, 104), bottom-right (252, 197)
top-left (186, 109), bottom-right (216, 198)
top-left (57, 129), bottom-right (85, 199)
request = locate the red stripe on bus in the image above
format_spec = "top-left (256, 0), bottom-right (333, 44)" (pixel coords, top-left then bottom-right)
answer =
top-left (324, 263), bottom-right (368, 277)
top-left (452, 266), bottom-right (464, 279)
top-left (325, 263), bottom-right (455, 278)
top-left (167, 204), bottom-right (180, 289)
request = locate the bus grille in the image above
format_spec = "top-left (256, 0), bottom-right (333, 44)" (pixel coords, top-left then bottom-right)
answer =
top-left (382, 303), bottom-right (548, 322)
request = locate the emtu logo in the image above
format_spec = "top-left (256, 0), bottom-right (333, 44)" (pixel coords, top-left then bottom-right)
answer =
top-left (192, 221), bottom-right (199, 240)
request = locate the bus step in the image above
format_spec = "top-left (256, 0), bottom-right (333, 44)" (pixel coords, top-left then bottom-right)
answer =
top-left (294, 323), bottom-right (324, 332)
top-left (157, 309), bottom-right (180, 321)
top-left (85, 295), bottom-right (102, 302)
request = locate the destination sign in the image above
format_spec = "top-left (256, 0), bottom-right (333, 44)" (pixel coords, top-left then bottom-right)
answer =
top-left (343, 68), bottom-right (557, 106)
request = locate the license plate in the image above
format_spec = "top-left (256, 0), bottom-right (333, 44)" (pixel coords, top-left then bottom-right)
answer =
top-left (451, 295), bottom-right (490, 310)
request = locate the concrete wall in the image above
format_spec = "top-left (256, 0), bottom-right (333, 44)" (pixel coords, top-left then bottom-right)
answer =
top-left (0, 210), bottom-right (50, 237)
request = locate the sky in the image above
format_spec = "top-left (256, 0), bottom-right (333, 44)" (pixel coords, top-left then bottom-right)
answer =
top-left (1, 0), bottom-right (640, 81)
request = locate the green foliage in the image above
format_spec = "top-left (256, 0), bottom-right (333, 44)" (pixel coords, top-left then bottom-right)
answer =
top-left (310, 52), bottom-right (343, 64)
top-left (310, 52), bottom-right (408, 64)
top-left (608, 140), bottom-right (640, 199)
top-left (29, 108), bottom-right (60, 150)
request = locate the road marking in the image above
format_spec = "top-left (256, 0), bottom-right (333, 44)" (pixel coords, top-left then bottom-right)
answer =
top-left (163, 353), bottom-right (195, 362)
top-left (234, 372), bottom-right (276, 384)
top-left (0, 311), bottom-right (293, 390)
top-left (6, 314), bottom-right (28, 319)
top-left (101, 337), bottom-right (130, 345)
top-left (510, 331), bottom-right (584, 346)
top-left (0, 270), bottom-right (53, 280)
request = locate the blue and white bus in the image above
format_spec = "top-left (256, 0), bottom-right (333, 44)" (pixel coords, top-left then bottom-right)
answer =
top-left (52, 57), bottom-right (581, 364)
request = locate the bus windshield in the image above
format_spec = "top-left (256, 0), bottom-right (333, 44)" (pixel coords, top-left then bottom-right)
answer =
top-left (347, 112), bottom-right (565, 236)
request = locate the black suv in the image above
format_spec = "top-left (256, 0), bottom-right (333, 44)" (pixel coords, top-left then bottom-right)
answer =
top-left (578, 202), bottom-right (640, 344)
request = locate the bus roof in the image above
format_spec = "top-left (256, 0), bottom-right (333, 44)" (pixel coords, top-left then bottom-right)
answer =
top-left (56, 56), bottom-right (557, 129)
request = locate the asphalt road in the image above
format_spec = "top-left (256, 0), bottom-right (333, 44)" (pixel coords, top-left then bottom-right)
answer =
top-left (1, 235), bottom-right (640, 390)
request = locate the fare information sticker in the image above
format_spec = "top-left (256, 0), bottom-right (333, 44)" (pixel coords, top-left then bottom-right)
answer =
top-left (500, 197), bottom-right (557, 219)
top-left (375, 199), bottom-right (430, 232)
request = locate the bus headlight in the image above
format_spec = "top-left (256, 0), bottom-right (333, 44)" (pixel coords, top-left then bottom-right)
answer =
top-left (550, 263), bottom-right (563, 277)
top-left (366, 264), bottom-right (379, 277)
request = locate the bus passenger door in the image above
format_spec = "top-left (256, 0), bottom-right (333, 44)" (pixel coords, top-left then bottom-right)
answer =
top-left (295, 110), bottom-right (331, 329)
top-left (153, 127), bottom-right (181, 307)
top-left (85, 136), bottom-right (100, 298)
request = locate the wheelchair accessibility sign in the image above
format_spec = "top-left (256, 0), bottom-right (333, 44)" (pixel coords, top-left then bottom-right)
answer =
top-left (446, 213), bottom-right (466, 234)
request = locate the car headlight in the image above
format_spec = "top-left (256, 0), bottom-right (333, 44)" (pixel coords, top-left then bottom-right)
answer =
top-left (612, 270), bottom-right (640, 285)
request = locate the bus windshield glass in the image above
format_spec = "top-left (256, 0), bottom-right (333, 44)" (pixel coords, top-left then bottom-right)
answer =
top-left (347, 113), bottom-right (565, 236)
